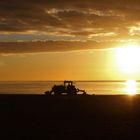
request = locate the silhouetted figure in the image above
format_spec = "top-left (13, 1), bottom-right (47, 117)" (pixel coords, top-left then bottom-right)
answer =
top-left (45, 81), bottom-right (86, 95)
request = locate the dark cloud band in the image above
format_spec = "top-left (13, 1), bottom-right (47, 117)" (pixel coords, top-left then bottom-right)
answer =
top-left (0, 41), bottom-right (117, 54)
top-left (0, 0), bottom-right (140, 39)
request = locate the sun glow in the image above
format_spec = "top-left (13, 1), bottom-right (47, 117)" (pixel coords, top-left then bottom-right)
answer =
top-left (126, 80), bottom-right (137, 95)
top-left (116, 43), bottom-right (140, 74)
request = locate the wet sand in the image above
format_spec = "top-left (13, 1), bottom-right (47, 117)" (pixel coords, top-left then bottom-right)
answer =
top-left (0, 94), bottom-right (140, 139)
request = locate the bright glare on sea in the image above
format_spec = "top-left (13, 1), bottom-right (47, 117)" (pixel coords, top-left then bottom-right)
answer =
top-left (0, 81), bottom-right (140, 95)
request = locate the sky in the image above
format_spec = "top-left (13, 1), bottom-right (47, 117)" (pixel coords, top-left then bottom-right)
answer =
top-left (1, 0), bottom-right (140, 81)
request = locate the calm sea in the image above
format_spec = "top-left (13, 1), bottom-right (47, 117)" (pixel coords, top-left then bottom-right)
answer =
top-left (0, 81), bottom-right (140, 95)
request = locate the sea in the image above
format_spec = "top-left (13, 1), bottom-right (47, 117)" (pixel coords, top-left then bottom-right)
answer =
top-left (0, 81), bottom-right (140, 95)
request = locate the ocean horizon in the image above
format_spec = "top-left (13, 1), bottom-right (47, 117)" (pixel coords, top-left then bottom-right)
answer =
top-left (0, 80), bottom-right (140, 95)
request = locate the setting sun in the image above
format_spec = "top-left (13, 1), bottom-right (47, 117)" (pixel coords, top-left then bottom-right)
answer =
top-left (116, 43), bottom-right (140, 74)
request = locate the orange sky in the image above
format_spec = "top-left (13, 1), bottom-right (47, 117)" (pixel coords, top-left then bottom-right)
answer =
top-left (0, 48), bottom-right (140, 81)
top-left (1, 0), bottom-right (140, 81)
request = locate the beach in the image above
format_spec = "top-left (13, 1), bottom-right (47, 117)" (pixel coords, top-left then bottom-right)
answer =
top-left (0, 94), bottom-right (139, 139)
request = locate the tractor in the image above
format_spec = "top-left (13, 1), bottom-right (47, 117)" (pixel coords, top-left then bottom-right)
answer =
top-left (45, 81), bottom-right (86, 95)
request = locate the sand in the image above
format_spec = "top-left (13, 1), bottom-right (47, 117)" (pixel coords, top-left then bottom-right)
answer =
top-left (0, 94), bottom-right (140, 139)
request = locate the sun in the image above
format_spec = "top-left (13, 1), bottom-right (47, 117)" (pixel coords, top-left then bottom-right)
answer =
top-left (116, 43), bottom-right (140, 74)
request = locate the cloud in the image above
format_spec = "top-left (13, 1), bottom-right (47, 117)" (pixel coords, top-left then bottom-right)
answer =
top-left (0, 0), bottom-right (140, 40)
top-left (0, 40), bottom-right (119, 54)
top-left (0, 1), bottom-right (140, 54)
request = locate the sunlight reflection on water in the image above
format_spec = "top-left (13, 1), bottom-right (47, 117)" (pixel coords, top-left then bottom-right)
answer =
top-left (125, 80), bottom-right (137, 95)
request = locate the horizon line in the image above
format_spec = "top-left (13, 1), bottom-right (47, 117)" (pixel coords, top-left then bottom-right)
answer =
top-left (0, 80), bottom-right (140, 82)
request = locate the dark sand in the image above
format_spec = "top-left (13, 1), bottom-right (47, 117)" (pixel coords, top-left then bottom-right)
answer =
top-left (0, 94), bottom-right (140, 139)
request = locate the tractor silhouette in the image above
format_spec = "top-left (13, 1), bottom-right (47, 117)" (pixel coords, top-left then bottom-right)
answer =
top-left (45, 81), bottom-right (86, 95)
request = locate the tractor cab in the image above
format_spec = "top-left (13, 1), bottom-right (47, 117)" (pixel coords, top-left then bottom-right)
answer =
top-left (64, 81), bottom-right (73, 87)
